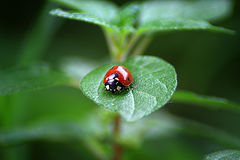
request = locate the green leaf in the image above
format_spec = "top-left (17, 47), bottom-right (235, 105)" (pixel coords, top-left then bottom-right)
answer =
top-left (50, 4), bottom-right (140, 33)
top-left (172, 117), bottom-right (240, 149)
top-left (80, 56), bottom-right (177, 121)
top-left (137, 0), bottom-right (234, 34)
top-left (50, 0), bottom-right (121, 31)
top-left (137, 19), bottom-right (234, 34)
top-left (52, 0), bottom-right (118, 21)
top-left (51, 0), bottom-right (234, 34)
top-left (204, 150), bottom-right (240, 160)
top-left (172, 90), bottom-right (240, 111)
top-left (50, 9), bottom-right (119, 30)
top-left (140, 0), bottom-right (233, 24)
top-left (51, 0), bottom-right (139, 33)
top-left (0, 64), bottom-right (69, 96)
top-left (111, 3), bottom-right (140, 33)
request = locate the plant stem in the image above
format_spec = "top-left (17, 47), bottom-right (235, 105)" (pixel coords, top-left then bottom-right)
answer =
top-left (132, 36), bottom-right (152, 56)
top-left (103, 29), bottom-right (118, 58)
top-left (114, 52), bottom-right (126, 62)
top-left (112, 35), bottom-right (140, 62)
top-left (124, 34), bottom-right (140, 57)
top-left (112, 115), bottom-right (122, 160)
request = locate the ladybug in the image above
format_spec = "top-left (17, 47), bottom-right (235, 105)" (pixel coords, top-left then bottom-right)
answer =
top-left (103, 65), bottom-right (133, 93)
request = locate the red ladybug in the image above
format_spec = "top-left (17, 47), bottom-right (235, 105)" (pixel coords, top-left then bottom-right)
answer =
top-left (103, 65), bottom-right (133, 93)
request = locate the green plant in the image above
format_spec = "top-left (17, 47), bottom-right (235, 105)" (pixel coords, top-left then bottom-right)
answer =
top-left (204, 150), bottom-right (240, 160)
top-left (0, 0), bottom-right (239, 160)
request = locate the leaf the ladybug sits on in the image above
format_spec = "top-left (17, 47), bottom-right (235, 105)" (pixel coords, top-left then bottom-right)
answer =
top-left (80, 56), bottom-right (177, 121)
top-left (103, 65), bottom-right (133, 94)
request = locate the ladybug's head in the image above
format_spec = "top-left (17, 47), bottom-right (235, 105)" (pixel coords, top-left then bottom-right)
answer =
top-left (105, 73), bottom-right (124, 93)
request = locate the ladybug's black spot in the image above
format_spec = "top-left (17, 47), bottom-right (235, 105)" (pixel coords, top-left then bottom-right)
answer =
top-left (105, 79), bottom-right (124, 94)
top-left (128, 78), bottom-right (130, 81)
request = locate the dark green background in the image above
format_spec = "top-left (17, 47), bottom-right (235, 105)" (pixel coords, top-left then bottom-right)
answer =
top-left (0, 0), bottom-right (240, 160)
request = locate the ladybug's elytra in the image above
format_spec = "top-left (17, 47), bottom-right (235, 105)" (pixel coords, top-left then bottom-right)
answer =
top-left (103, 65), bottom-right (133, 93)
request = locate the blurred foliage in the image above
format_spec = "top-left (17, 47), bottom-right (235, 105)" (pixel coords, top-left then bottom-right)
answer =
top-left (172, 90), bottom-right (240, 111)
top-left (0, 0), bottom-right (240, 160)
top-left (0, 64), bottom-right (69, 96)
top-left (204, 150), bottom-right (240, 160)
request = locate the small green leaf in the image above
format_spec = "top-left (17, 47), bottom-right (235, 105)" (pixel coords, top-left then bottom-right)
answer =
top-left (111, 3), bottom-right (140, 33)
top-left (137, 0), bottom-right (234, 34)
top-left (50, 0), bottom-right (121, 31)
top-left (50, 9), bottom-right (119, 30)
top-left (51, 0), bottom-right (138, 33)
top-left (172, 90), bottom-right (240, 111)
top-left (0, 64), bottom-right (69, 96)
top-left (50, 6), bottom-right (139, 33)
top-left (80, 56), bottom-right (177, 121)
top-left (140, 0), bottom-right (233, 23)
top-left (52, 0), bottom-right (118, 21)
top-left (204, 150), bottom-right (240, 160)
top-left (137, 19), bottom-right (234, 34)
